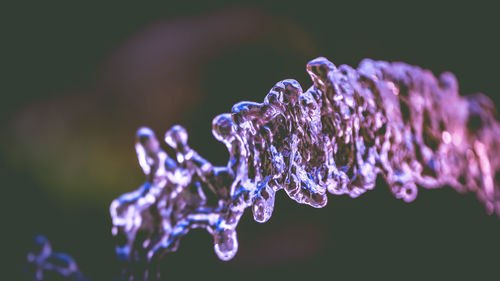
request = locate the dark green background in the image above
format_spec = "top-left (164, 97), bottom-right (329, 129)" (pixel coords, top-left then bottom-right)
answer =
top-left (3, 1), bottom-right (499, 280)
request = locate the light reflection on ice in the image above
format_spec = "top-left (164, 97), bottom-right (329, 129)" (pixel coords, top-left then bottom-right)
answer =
top-left (110, 57), bottom-right (500, 280)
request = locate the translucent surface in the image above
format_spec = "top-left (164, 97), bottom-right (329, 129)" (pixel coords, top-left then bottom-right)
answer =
top-left (110, 57), bottom-right (500, 278)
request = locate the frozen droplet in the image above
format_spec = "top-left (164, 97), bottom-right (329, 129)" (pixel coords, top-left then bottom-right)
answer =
top-left (213, 229), bottom-right (238, 261)
top-left (252, 183), bottom-right (276, 223)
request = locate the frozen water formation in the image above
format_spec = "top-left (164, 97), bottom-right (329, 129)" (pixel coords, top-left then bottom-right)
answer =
top-left (110, 57), bottom-right (500, 277)
top-left (25, 235), bottom-right (90, 281)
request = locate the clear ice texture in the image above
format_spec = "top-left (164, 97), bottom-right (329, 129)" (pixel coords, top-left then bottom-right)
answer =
top-left (110, 57), bottom-right (500, 275)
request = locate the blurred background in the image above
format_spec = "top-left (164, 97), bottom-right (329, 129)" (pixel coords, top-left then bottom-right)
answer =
top-left (2, 1), bottom-right (500, 280)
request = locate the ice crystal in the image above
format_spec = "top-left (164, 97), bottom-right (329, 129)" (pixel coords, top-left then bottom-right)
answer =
top-left (110, 57), bottom-right (500, 279)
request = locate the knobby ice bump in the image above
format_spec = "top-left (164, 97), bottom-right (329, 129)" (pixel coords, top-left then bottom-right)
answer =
top-left (110, 57), bottom-right (500, 271)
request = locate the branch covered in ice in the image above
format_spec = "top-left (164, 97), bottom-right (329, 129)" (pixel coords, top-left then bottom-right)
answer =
top-left (110, 57), bottom-right (500, 279)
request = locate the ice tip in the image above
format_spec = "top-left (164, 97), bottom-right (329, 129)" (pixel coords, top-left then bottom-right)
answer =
top-left (165, 125), bottom-right (188, 149)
